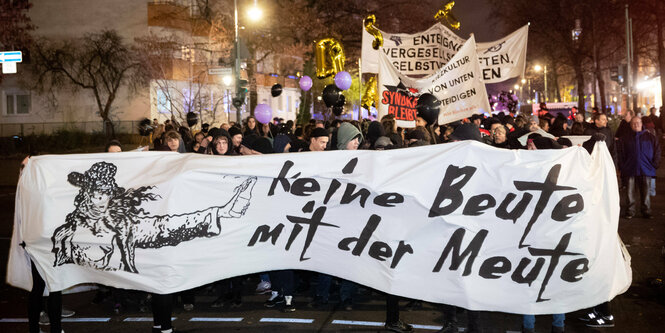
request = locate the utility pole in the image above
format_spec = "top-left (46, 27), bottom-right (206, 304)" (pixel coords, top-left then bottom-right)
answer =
top-left (625, 4), bottom-right (633, 110)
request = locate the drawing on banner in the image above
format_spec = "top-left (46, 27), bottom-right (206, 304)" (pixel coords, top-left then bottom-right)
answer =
top-left (381, 79), bottom-right (420, 122)
top-left (51, 162), bottom-right (257, 273)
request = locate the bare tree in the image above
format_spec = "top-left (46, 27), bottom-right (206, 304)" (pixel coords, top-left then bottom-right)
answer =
top-left (30, 30), bottom-right (144, 138)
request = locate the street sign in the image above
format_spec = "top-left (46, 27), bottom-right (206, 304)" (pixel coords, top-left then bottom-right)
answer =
top-left (2, 62), bottom-right (17, 74)
top-left (208, 67), bottom-right (232, 76)
top-left (0, 51), bottom-right (23, 63)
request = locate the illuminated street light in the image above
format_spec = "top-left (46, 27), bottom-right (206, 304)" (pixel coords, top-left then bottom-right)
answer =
top-left (514, 84), bottom-right (520, 90)
top-left (223, 75), bottom-right (233, 86)
top-left (534, 64), bottom-right (542, 72)
top-left (521, 78), bottom-right (526, 84)
top-left (533, 64), bottom-right (548, 102)
top-left (247, 4), bottom-right (262, 21)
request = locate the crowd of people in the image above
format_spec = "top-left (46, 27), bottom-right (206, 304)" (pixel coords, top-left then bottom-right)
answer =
top-left (23, 104), bottom-right (662, 333)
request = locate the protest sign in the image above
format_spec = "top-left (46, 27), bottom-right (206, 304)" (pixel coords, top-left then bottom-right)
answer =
top-left (8, 142), bottom-right (630, 314)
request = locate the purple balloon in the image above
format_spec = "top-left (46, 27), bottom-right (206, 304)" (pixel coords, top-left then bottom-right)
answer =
top-left (299, 75), bottom-right (313, 91)
top-left (334, 71), bottom-right (352, 90)
top-left (254, 103), bottom-right (272, 124)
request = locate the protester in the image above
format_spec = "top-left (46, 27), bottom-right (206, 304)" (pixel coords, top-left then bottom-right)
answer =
top-left (305, 127), bottom-right (330, 152)
top-left (617, 116), bottom-right (661, 219)
top-left (105, 140), bottom-right (122, 152)
top-left (244, 116), bottom-right (260, 137)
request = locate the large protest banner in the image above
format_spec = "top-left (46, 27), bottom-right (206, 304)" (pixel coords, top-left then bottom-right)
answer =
top-left (8, 142), bottom-right (630, 314)
top-left (362, 24), bottom-right (528, 83)
top-left (378, 36), bottom-right (491, 127)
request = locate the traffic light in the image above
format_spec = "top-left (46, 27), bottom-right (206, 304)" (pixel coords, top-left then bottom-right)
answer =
top-left (232, 79), bottom-right (248, 108)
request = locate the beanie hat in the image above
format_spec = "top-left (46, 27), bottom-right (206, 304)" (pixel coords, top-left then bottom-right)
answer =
top-left (310, 127), bottom-right (329, 138)
top-left (228, 126), bottom-right (242, 137)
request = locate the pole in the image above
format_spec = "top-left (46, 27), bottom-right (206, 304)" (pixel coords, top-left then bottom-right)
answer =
top-left (544, 65), bottom-right (548, 102)
top-left (234, 0), bottom-right (242, 123)
top-left (358, 58), bottom-right (363, 120)
top-left (625, 4), bottom-right (632, 109)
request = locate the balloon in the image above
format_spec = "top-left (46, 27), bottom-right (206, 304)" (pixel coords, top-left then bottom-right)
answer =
top-left (335, 94), bottom-right (346, 108)
top-left (416, 93), bottom-right (441, 125)
top-left (138, 118), bottom-right (154, 137)
top-left (361, 76), bottom-right (379, 110)
top-left (334, 71), bottom-right (352, 90)
top-left (254, 104), bottom-right (273, 124)
top-left (315, 38), bottom-right (345, 79)
top-left (332, 105), bottom-right (344, 116)
top-left (271, 83), bottom-right (283, 97)
top-left (363, 15), bottom-right (383, 50)
top-left (186, 112), bottom-right (199, 127)
top-left (299, 75), bottom-right (313, 91)
top-left (322, 84), bottom-right (342, 108)
top-left (434, 1), bottom-right (461, 30)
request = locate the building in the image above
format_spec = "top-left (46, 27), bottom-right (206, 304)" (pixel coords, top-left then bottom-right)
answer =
top-left (0, 0), bottom-right (302, 136)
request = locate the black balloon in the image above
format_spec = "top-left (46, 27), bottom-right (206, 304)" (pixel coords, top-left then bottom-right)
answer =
top-left (322, 84), bottom-right (342, 108)
top-left (335, 94), bottom-right (345, 107)
top-left (416, 93), bottom-right (441, 125)
top-left (186, 112), bottom-right (199, 127)
top-left (138, 118), bottom-right (154, 137)
top-left (332, 105), bottom-right (344, 116)
top-left (271, 83), bottom-right (283, 97)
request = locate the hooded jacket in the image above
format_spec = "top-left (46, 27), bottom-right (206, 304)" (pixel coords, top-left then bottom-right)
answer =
top-left (336, 122), bottom-right (363, 150)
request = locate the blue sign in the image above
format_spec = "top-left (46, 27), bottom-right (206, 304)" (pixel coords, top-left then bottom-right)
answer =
top-left (0, 51), bottom-right (23, 63)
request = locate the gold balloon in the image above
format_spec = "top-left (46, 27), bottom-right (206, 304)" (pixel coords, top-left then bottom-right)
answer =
top-left (315, 38), bottom-right (346, 79)
top-left (363, 14), bottom-right (384, 50)
top-left (361, 76), bottom-right (379, 110)
top-left (435, 1), bottom-right (461, 30)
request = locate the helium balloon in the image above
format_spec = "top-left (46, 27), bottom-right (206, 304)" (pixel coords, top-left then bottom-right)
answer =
top-left (186, 112), bottom-right (199, 127)
top-left (334, 71), bottom-right (352, 90)
top-left (434, 1), bottom-right (461, 30)
top-left (254, 103), bottom-right (273, 124)
top-left (271, 83), bottom-right (283, 97)
top-left (138, 118), bottom-right (154, 137)
top-left (361, 76), bottom-right (379, 110)
top-left (332, 105), bottom-right (344, 116)
top-left (334, 94), bottom-right (346, 108)
top-left (363, 15), bottom-right (383, 50)
top-left (416, 93), bottom-right (441, 125)
top-left (322, 84), bottom-right (342, 108)
top-left (299, 75), bottom-right (313, 91)
top-left (315, 38), bottom-right (345, 79)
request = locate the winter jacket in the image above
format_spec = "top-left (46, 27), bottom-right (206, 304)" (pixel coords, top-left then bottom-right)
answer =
top-left (617, 130), bottom-right (661, 177)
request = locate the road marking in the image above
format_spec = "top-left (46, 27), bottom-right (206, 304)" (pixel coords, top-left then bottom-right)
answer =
top-left (259, 318), bottom-right (314, 323)
top-left (189, 317), bottom-right (244, 322)
top-left (0, 319), bottom-right (28, 323)
top-left (412, 324), bottom-right (445, 330)
top-left (124, 317), bottom-right (177, 322)
top-left (331, 320), bottom-right (384, 326)
top-left (62, 317), bottom-right (110, 322)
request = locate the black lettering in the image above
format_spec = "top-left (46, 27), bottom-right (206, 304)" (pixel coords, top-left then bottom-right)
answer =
top-left (428, 165), bottom-right (478, 217)
top-left (479, 256), bottom-right (512, 279)
top-left (285, 223), bottom-right (303, 251)
top-left (338, 214), bottom-right (381, 256)
top-left (390, 241), bottom-right (414, 269)
top-left (432, 228), bottom-right (488, 276)
top-left (514, 165), bottom-right (576, 248)
top-left (511, 257), bottom-right (545, 286)
top-left (369, 241), bottom-right (392, 262)
top-left (342, 158), bottom-right (359, 174)
top-left (268, 160), bottom-right (294, 195)
top-left (286, 206), bottom-right (340, 261)
top-left (496, 193), bottom-right (533, 223)
top-left (340, 184), bottom-right (371, 207)
top-left (373, 193), bottom-right (405, 207)
top-left (290, 178), bottom-right (320, 196)
top-left (462, 194), bottom-right (496, 216)
top-left (552, 194), bottom-right (584, 221)
top-left (528, 233), bottom-right (582, 302)
top-left (323, 179), bottom-right (342, 204)
top-left (248, 224), bottom-right (285, 246)
top-left (560, 258), bottom-right (589, 282)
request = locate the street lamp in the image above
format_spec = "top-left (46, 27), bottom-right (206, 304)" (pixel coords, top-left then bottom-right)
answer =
top-left (534, 64), bottom-right (548, 103)
top-left (233, 0), bottom-right (262, 122)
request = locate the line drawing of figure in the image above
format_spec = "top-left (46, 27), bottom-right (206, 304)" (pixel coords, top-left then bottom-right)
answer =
top-left (51, 161), bottom-right (256, 273)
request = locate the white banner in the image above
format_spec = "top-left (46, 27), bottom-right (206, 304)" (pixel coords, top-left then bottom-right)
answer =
top-left (363, 24), bottom-right (529, 83)
top-left (378, 36), bottom-right (491, 127)
top-left (8, 142), bottom-right (630, 314)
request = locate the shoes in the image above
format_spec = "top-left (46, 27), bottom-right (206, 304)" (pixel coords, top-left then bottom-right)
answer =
top-left (210, 297), bottom-right (224, 308)
top-left (404, 300), bottom-right (423, 311)
top-left (61, 308), bottom-right (75, 317)
top-left (230, 300), bottom-right (242, 308)
top-left (340, 298), bottom-right (353, 311)
top-left (282, 296), bottom-right (296, 312)
top-left (438, 322), bottom-right (458, 333)
top-left (586, 315), bottom-right (615, 328)
top-left (385, 320), bottom-right (413, 332)
top-left (39, 311), bottom-right (49, 325)
top-left (255, 280), bottom-right (272, 294)
top-left (578, 310), bottom-right (599, 322)
top-left (307, 296), bottom-right (329, 309)
top-left (183, 303), bottom-right (194, 311)
top-left (265, 294), bottom-right (285, 308)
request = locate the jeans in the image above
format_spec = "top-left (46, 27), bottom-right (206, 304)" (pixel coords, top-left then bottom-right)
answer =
top-left (523, 313), bottom-right (565, 329)
top-left (625, 176), bottom-right (651, 216)
top-left (315, 274), bottom-right (356, 302)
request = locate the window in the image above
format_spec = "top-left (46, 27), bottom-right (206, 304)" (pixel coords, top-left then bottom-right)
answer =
top-left (157, 89), bottom-right (171, 114)
top-left (5, 93), bottom-right (30, 115)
